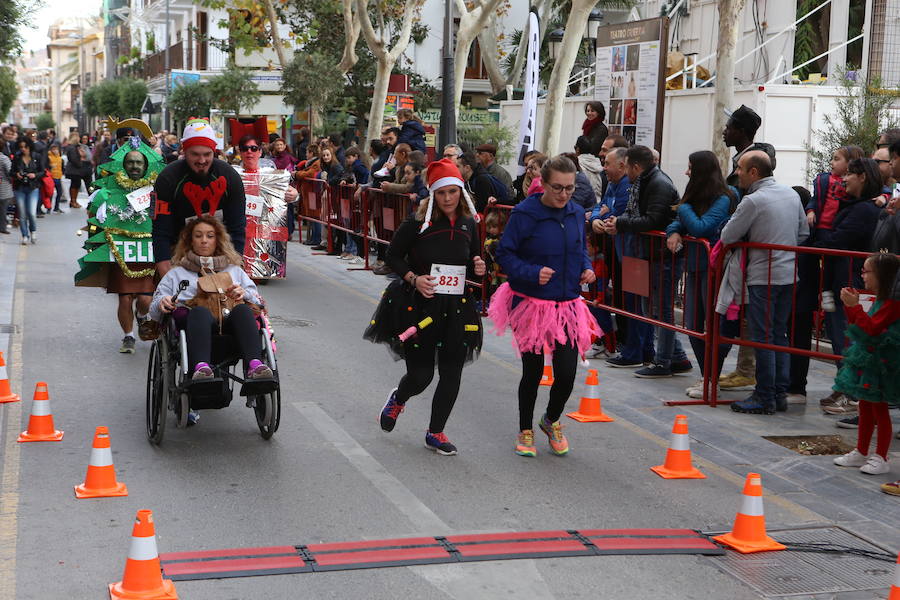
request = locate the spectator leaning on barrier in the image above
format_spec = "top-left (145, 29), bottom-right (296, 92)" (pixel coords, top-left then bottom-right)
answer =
top-left (722, 151), bottom-right (809, 415)
top-left (874, 141), bottom-right (900, 255)
top-left (601, 145), bottom-right (690, 377)
top-left (665, 150), bottom-right (736, 399)
top-left (344, 146), bottom-right (369, 185)
top-left (575, 135), bottom-right (604, 204)
top-left (598, 134), bottom-right (630, 198)
top-left (475, 143), bottom-right (515, 200)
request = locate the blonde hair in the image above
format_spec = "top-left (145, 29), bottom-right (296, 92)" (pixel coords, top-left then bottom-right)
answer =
top-left (172, 215), bottom-right (243, 266)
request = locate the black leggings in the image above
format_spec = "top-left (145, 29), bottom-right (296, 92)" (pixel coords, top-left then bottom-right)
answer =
top-left (518, 342), bottom-right (579, 431)
top-left (186, 304), bottom-right (262, 372)
top-left (395, 342), bottom-right (467, 433)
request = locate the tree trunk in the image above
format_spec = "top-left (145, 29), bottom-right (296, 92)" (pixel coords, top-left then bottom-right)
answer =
top-left (541, 0), bottom-right (593, 156)
top-left (453, 0), bottom-right (504, 120)
top-left (478, 19), bottom-right (507, 94)
top-left (261, 0), bottom-right (288, 69)
top-left (367, 56), bottom-right (393, 143)
top-left (339, 0), bottom-right (361, 73)
top-left (713, 0), bottom-right (746, 173)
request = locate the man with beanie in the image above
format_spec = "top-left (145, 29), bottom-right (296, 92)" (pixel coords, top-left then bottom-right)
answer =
top-left (152, 118), bottom-right (246, 276)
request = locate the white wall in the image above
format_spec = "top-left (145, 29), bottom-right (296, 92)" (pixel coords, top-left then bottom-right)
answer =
top-left (500, 84), bottom-right (850, 195)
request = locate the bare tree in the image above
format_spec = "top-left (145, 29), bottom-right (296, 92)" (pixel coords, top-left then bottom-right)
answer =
top-left (478, 16), bottom-right (507, 94)
top-left (713, 0), bottom-right (747, 171)
top-left (355, 0), bottom-right (423, 143)
top-left (339, 0), bottom-right (362, 73)
top-left (261, 0), bottom-right (289, 68)
top-left (506, 0), bottom-right (552, 89)
top-left (452, 0), bottom-right (506, 120)
top-left (540, 0), bottom-right (596, 156)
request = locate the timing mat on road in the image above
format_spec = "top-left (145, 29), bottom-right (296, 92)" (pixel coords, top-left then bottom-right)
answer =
top-left (159, 528), bottom-right (724, 580)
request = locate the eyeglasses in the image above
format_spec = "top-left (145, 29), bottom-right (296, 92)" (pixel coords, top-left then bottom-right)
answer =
top-left (239, 145), bottom-right (260, 152)
top-left (874, 158), bottom-right (891, 164)
top-left (547, 183), bottom-right (576, 194)
top-left (442, 153), bottom-right (457, 159)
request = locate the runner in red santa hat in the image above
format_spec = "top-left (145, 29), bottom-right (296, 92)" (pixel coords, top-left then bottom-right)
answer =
top-left (365, 158), bottom-right (486, 456)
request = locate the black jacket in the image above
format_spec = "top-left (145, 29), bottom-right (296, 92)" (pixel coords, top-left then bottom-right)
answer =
top-left (397, 120), bottom-right (426, 152)
top-left (466, 164), bottom-right (494, 213)
top-left (321, 161), bottom-right (345, 186)
top-left (386, 215), bottom-right (480, 281)
top-left (152, 158), bottom-right (247, 262)
top-left (615, 166), bottom-right (678, 233)
top-left (12, 154), bottom-right (43, 190)
top-left (871, 209), bottom-right (900, 253)
top-left (813, 195), bottom-right (881, 251)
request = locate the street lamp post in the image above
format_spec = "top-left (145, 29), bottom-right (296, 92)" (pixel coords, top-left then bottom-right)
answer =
top-left (438, 0), bottom-right (457, 149)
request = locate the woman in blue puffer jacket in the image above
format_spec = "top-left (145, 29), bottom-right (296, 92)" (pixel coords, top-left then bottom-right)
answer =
top-left (490, 155), bottom-right (600, 459)
top-left (665, 150), bottom-right (736, 399)
top-left (396, 109), bottom-right (426, 153)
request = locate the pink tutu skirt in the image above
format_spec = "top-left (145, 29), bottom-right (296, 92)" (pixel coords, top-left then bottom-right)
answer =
top-left (487, 282), bottom-right (602, 356)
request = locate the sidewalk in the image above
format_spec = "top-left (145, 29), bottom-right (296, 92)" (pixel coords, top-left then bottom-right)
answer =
top-left (294, 243), bottom-right (900, 551)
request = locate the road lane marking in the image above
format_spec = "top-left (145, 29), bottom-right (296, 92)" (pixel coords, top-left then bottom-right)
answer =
top-left (293, 401), bottom-right (557, 599)
top-left (294, 253), bottom-right (826, 524)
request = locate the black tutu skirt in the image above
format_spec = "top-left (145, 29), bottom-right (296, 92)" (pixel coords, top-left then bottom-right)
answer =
top-left (364, 279), bottom-right (483, 363)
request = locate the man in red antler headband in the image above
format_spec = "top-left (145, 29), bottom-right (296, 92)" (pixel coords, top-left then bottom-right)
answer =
top-left (152, 118), bottom-right (247, 276)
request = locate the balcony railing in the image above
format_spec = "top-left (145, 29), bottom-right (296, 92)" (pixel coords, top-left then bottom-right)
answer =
top-left (143, 41), bottom-right (183, 79)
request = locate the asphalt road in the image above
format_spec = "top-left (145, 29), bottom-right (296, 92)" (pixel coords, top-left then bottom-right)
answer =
top-left (0, 209), bottom-right (895, 599)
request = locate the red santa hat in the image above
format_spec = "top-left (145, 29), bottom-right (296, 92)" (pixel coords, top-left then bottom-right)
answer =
top-left (419, 158), bottom-right (479, 233)
top-left (181, 117), bottom-right (218, 151)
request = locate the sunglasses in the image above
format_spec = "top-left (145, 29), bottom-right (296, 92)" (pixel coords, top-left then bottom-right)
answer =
top-left (239, 145), bottom-right (260, 152)
top-left (874, 158), bottom-right (891, 164)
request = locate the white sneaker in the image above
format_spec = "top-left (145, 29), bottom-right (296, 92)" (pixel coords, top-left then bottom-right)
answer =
top-left (860, 454), bottom-right (889, 475)
top-left (685, 379), bottom-right (703, 397)
top-left (834, 448), bottom-right (868, 467)
top-left (20, 236), bottom-right (28, 245)
top-left (822, 290), bottom-right (836, 312)
top-left (30, 232), bottom-right (37, 244)
top-left (348, 256), bottom-right (364, 265)
top-left (786, 393), bottom-right (807, 405)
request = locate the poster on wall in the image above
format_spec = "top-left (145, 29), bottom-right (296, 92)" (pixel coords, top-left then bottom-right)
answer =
top-left (594, 17), bottom-right (668, 150)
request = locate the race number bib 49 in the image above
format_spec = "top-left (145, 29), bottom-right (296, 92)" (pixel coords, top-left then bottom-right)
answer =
top-left (246, 194), bottom-right (264, 217)
top-left (430, 263), bottom-right (466, 296)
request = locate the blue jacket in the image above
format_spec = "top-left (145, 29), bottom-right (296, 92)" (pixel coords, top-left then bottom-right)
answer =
top-left (665, 192), bottom-right (733, 271)
top-left (590, 175), bottom-right (631, 258)
top-left (397, 120), bottom-right (426, 152)
top-left (570, 171), bottom-right (596, 210)
top-left (351, 158), bottom-right (369, 185)
top-left (496, 193), bottom-right (591, 301)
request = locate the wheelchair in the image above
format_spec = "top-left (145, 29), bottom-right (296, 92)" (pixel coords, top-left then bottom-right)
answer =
top-left (146, 306), bottom-right (281, 444)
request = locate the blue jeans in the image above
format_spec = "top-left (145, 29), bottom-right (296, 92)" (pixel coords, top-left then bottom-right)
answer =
top-left (309, 221), bottom-right (322, 245)
top-left (748, 284), bottom-right (792, 404)
top-left (618, 290), bottom-right (654, 362)
top-left (15, 187), bottom-right (39, 238)
top-left (642, 257), bottom-right (687, 368)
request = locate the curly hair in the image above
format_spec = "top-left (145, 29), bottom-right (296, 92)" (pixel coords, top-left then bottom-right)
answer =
top-left (172, 215), bottom-right (243, 266)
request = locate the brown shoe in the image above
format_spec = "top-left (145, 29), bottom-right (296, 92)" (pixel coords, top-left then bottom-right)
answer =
top-left (70, 201), bottom-right (82, 209)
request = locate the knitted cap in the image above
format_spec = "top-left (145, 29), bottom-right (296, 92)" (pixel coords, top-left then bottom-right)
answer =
top-left (181, 117), bottom-right (218, 151)
top-left (426, 158), bottom-right (465, 192)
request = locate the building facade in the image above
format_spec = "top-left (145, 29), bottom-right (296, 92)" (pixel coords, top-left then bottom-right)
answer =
top-left (46, 17), bottom-right (104, 134)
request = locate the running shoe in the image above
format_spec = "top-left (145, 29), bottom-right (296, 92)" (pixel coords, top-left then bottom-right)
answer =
top-left (634, 364), bottom-right (672, 378)
top-left (819, 390), bottom-right (844, 407)
top-left (379, 388), bottom-right (404, 432)
top-left (786, 393), bottom-right (807, 405)
top-left (192, 362), bottom-right (214, 380)
top-left (836, 415), bottom-right (859, 429)
top-left (670, 359), bottom-right (693, 374)
top-left (822, 395), bottom-right (859, 415)
top-left (247, 359), bottom-right (273, 379)
top-left (425, 431), bottom-right (457, 456)
top-left (605, 356), bottom-right (643, 368)
top-left (719, 372), bottom-right (756, 390)
top-left (860, 454), bottom-right (889, 475)
top-left (119, 336), bottom-right (136, 354)
top-left (731, 396), bottom-right (774, 415)
top-left (539, 414), bottom-right (569, 455)
top-left (30, 232), bottom-right (37, 244)
top-left (833, 448), bottom-right (867, 467)
top-left (515, 430), bottom-right (536, 457)
top-left (880, 479), bottom-right (900, 496)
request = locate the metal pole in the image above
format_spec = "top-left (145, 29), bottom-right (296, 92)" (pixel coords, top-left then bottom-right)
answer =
top-left (438, 0), bottom-right (456, 149)
top-left (163, 0), bottom-right (170, 130)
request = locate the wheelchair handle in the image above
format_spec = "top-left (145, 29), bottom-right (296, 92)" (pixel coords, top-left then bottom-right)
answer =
top-left (171, 279), bottom-right (189, 304)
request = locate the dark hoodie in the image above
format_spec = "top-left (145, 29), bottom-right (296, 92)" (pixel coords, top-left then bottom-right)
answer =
top-left (397, 120), bottom-right (426, 153)
top-left (496, 193), bottom-right (591, 301)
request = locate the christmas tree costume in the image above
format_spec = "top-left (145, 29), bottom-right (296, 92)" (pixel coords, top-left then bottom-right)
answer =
top-left (74, 135), bottom-right (165, 292)
top-left (833, 299), bottom-right (900, 406)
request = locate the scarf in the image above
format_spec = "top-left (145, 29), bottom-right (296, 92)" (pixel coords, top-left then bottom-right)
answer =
top-left (179, 251), bottom-right (231, 273)
top-left (582, 118), bottom-right (601, 137)
top-left (625, 170), bottom-right (644, 221)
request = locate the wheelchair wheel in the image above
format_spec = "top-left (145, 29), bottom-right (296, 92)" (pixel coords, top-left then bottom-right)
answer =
top-left (252, 382), bottom-right (280, 439)
top-left (146, 340), bottom-right (169, 444)
top-left (172, 367), bottom-right (190, 429)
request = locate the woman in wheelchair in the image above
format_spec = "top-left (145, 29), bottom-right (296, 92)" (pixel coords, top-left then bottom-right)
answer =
top-left (149, 215), bottom-right (274, 392)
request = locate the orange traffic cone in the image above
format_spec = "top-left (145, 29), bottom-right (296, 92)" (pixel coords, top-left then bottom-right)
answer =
top-left (75, 426), bottom-right (128, 499)
top-left (567, 369), bottom-right (614, 422)
top-left (889, 550), bottom-right (900, 600)
top-left (0, 351), bottom-right (19, 404)
top-left (109, 510), bottom-right (178, 600)
top-left (539, 352), bottom-right (554, 386)
top-left (17, 382), bottom-right (63, 442)
top-left (713, 473), bottom-right (786, 553)
top-left (650, 414), bottom-right (705, 479)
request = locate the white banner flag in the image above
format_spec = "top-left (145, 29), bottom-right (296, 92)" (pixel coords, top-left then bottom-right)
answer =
top-left (516, 11), bottom-right (540, 176)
